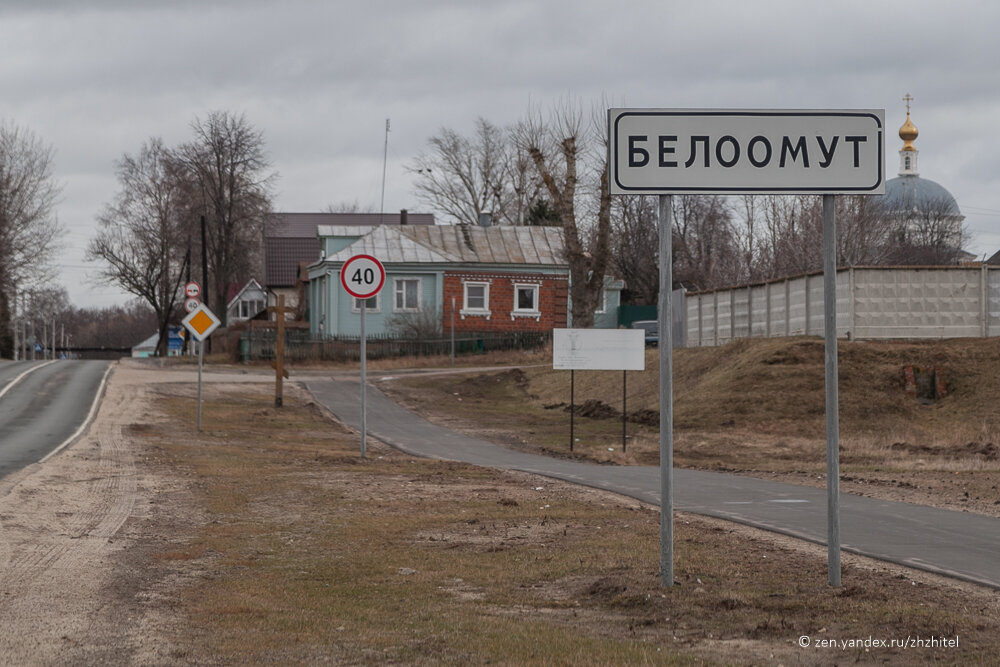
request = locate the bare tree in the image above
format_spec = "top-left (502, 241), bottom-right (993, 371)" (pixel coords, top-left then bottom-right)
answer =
top-left (175, 111), bottom-right (275, 316)
top-left (515, 101), bottom-right (612, 328)
top-left (409, 118), bottom-right (525, 226)
top-left (325, 200), bottom-right (375, 213)
top-left (0, 122), bottom-right (63, 357)
top-left (888, 195), bottom-right (967, 265)
top-left (671, 195), bottom-right (739, 290)
top-left (611, 195), bottom-right (658, 305)
top-left (87, 139), bottom-right (188, 356)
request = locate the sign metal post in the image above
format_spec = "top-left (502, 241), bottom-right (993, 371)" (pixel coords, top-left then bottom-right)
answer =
top-left (340, 254), bottom-right (386, 460)
top-left (181, 302), bottom-right (222, 432)
top-left (823, 194), bottom-right (841, 587)
top-left (658, 194), bottom-right (674, 587)
top-left (609, 108), bottom-right (884, 588)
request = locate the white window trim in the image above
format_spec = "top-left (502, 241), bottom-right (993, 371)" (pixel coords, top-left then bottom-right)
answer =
top-left (594, 289), bottom-right (608, 314)
top-left (351, 293), bottom-right (381, 313)
top-left (460, 281), bottom-right (491, 320)
top-left (393, 277), bottom-right (422, 313)
top-left (511, 282), bottom-right (541, 321)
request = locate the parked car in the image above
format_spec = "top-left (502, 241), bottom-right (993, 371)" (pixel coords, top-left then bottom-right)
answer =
top-left (630, 320), bottom-right (659, 347)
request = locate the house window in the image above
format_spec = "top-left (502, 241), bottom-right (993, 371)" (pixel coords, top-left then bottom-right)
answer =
top-left (465, 282), bottom-right (489, 309)
top-left (352, 294), bottom-right (380, 313)
top-left (239, 299), bottom-right (264, 319)
top-left (904, 156), bottom-right (911, 170)
top-left (595, 289), bottom-right (607, 314)
top-left (393, 278), bottom-right (421, 312)
top-left (512, 283), bottom-right (540, 319)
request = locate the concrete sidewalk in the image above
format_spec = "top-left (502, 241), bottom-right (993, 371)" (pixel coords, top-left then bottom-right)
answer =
top-left (306, 376), bottom-right (1000, 590)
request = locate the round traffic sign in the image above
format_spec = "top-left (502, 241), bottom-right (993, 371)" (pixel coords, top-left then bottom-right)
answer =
top-left (184, 297), bottom-right (201, 313)
top-left (185, 281), bottom-right (201, 298)
top-left (340, 254), bottom-right (385, 299)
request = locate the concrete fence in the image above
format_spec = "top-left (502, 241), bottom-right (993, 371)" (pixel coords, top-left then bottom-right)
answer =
top-left (684, 266), bottom-right (1000, 347)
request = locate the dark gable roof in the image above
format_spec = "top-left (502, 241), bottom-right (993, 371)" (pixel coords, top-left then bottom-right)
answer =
top-left (264, 211), bottom-right (435, 287)
top-left (266, 237), bottom-right (321, 287)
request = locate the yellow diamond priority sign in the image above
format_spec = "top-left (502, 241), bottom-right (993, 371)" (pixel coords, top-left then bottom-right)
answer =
top-left (182, 302), bottom-right (221, 342)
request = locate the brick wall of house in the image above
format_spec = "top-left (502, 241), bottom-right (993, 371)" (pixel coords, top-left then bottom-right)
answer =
top-left (442, 271), bottom-right (568, 332)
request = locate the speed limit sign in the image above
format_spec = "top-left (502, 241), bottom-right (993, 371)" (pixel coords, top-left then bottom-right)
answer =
top-left (340, 254), bottom-right (386, 299)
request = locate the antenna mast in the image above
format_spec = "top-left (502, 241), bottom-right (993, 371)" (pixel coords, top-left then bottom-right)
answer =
top-left (379, 119), bottom-right (390, 225)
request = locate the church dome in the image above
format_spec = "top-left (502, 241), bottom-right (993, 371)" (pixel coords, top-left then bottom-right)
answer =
top-left (899, 114), bottom-right (918, 151)
top-left (884, 95), bottom-right (962, 219)
top-left (883, 174), bottom-right (962, 217)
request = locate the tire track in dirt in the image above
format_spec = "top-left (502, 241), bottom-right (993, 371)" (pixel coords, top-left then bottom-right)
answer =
top-left (0, 366), bottom-right (143, 664)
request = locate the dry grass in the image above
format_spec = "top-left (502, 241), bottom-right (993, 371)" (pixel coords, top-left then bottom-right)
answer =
top-left (129, 383), bottom-right (1000, 664)
top-left (381, 337), bottom-right (1000, 516)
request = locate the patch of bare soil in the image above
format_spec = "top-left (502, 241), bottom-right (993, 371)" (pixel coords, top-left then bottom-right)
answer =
top-left (0, 361), bottom-right (274, 664)
top-left (0, 362), bottom-right (177, 664)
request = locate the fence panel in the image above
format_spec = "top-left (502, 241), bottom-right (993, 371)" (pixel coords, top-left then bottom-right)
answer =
top-left (684, 267), bottom-right (1000, 347)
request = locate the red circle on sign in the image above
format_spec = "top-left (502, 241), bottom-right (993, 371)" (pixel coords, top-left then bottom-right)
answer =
top-left (340, 254), bottom-right (386, 299)
top-left (185, 281), bottom-right (201, 298)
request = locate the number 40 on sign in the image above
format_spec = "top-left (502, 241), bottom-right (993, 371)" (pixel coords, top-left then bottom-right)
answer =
top-left (340, 254), bottom-right (386, 299)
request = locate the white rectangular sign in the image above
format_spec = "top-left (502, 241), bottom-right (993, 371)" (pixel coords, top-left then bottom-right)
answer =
top-left (609, 109), bottom-right (885, 195)
top-left (553, 328), bottom-right (645, 371)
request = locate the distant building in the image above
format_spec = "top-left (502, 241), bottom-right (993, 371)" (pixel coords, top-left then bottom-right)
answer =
top-left (264, 211), bottom-right (434, 319)
top-left (881, 97), bottom-right (966, 258)
top-left (226, 278), bottom-right (267, 326)
top-left (131, 326), bottom-right (184, 357)
top-left (306, 223), bottom-right (624, 337)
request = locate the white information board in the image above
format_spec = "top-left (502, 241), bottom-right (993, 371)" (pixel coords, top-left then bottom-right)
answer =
top-left (552, 328), bottom-right (645, 371)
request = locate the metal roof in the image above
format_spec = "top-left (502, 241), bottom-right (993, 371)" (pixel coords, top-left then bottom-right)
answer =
top-left (267, 212), bottom-right (434, 238)
top-left (321, 225), bottom-right (566, 267)
top-left (324, 225), bottom-right (456, 264)
top-left (399, 225), bottom-right (565, 265)
top-left (265, 237), bottom-right (318, 286)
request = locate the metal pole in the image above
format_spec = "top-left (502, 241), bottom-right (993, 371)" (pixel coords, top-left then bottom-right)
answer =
top-left (658, 193), bottom-right (674, 587)
top-left (197, 339), bottom-right (204, 431)
top-left (622, 370), bottom-right (627, 453)
top-left (570, 369), bottom-right (575, 452)
top-left (823, 194), bottom-right (841, 587)
top-left (360, 300), bottom-right (367, 459)
top-left (451, 296), bottom-right (456, 366)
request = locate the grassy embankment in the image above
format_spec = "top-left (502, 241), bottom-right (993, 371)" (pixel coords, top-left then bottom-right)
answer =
top-left (130, 381), bottom-right (999, 664)
top-left (381, 337), bottom-right (1000, 515)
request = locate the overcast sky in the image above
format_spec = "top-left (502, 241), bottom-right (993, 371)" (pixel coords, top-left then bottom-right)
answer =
top-left (3, 0), bottom-right (999, 309)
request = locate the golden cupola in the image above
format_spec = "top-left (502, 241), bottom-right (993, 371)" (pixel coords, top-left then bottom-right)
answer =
top-left (899, 112), bottom-right (918, 152)
top-left (898, 94), bottom-right (919, 176)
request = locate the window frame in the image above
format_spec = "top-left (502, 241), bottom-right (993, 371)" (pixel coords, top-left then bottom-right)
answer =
top-left (460, 281), bottom-right (491, 319)
top-left (351, 293), bottom-right (381, 313)
top-left (511, 282), bottom-right (541, 319)
top-left (392, 277), bottom-right (422, 313)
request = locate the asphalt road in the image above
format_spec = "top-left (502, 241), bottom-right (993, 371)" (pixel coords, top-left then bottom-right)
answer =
top-left (306, 375), bottom-right (1000, 590)
top-left (0, 360), bottom-right (111, 480)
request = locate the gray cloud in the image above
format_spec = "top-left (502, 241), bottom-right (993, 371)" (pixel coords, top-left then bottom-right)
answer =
top-left (1, 0), bottom-right (998, 306)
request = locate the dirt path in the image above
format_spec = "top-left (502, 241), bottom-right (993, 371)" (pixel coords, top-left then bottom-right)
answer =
top-left (0, 360), bottom-right (270, 665)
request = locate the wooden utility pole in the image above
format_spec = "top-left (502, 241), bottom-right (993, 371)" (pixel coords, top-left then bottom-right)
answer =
top-left (268, 295), bottom-right (290, 407)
